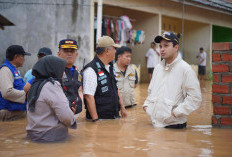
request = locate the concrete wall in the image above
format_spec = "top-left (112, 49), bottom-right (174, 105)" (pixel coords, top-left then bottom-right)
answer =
top-left (0, 0), bottom-right (91, 75)
top-left (184, 20), bottom-right (211, 78)
top-left (101, 5), bottom-right (159, 82)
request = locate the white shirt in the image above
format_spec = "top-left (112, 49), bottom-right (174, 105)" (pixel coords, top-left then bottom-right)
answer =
top-left (143, 54), bottom-right (202, 127)
top-left (145, 48), bottom-right (160, 68)
top-left (198, 51), bottom-right (207, 66)
top-left (83, 65), bottom-right (110, 96)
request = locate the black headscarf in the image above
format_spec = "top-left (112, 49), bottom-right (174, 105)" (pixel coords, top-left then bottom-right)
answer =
top-left (27, 56), bottom-right (66, 112)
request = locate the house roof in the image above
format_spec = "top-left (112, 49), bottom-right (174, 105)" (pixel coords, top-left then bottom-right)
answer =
top-left (0, 14), bottom-right (14, 30)
top-left (189, 0), bottom-right (232, 13)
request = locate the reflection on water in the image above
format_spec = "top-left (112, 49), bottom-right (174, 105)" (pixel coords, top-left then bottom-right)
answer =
top-left (0, 80), bottom-right (232, 157)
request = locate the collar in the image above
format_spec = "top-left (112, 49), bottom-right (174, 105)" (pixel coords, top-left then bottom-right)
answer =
top-left (4, 59), bottom-right (17, 69)
top-left (94, 55), bottom-right (113, 70)
top-left (114, 63), bottom-right (127, 72)
top-left (161, 53), bottom-right (182, 71)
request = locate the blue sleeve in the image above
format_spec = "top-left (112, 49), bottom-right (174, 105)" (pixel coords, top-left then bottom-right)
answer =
top-left (28, 77), bottom-right (34, 85)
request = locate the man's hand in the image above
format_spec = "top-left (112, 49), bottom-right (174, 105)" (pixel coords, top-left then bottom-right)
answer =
top-left (134, 84), bottom-right (137, 88)
top-left (121, 108), bottom-right (127, 118)
top-left (143, 106), bottom-right (147, 112)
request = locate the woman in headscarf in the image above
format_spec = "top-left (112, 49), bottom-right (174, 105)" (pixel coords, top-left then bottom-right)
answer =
top-left (26, 55), bottom-right (77, 142)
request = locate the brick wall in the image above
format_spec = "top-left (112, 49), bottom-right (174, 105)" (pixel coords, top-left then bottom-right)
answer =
top-left (212, 42), bottom-right (232, 128)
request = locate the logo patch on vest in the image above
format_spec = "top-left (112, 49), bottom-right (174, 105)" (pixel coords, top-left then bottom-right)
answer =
top-left (101, 79), bottom-right (107, 85)
top-left (98, 75), bottom-right (107, 81)
top-left (101, 86), bottom-right (108, 93)
top-left (78, 74), bottom-right (82, 82)
top-left (98, 71), bottom-right (104, 76)
top-left (14, 71), bottom-right (19, 77)
top-left (128, 73), bottom-right (135, 77)
top-left (96, 62), bottom-right (101, 68)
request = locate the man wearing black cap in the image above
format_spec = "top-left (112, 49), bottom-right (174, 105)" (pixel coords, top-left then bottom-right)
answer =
top-left (0, 45), bottom-right (31, 121)
top-left (23, 47), bottom-right (52, 93)
top-left (143, 32), bottom-right (202, 129)
top-left (57, 39), bottom-right (83, 116)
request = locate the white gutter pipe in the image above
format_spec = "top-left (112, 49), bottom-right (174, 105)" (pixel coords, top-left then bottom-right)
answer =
top-left (96, 0), bottom-right (103, 41)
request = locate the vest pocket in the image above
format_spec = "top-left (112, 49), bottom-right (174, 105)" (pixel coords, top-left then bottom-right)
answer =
top-left (116, 77), bottom-right (124, 90)
top-left (128, 76), bottom-right (135, 88)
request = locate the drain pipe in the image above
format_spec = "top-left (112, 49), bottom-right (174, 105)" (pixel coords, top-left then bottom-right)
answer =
top-left (181, 0), bottom-right (185, 58)
top-left (96, 0), bottom-right (103, 41)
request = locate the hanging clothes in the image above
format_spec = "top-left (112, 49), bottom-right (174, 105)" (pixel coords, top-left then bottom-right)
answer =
top-left (94, 15), bottom-right (145, 46)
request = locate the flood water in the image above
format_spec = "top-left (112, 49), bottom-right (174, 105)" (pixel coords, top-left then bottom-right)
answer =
top-left (0, 80), bottom-right (232, 157)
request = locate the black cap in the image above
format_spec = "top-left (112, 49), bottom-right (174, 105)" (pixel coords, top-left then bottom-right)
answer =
top-left (200, 47), bottom-right (204, 50)
top-left (154, 32), bottom-right (179, 45)
top-left (6, 45), bottom-right (31, 56)
top-left (38, 47), bottom-right (52, 56)
top-left (59, 39), bottom-right (78, 49)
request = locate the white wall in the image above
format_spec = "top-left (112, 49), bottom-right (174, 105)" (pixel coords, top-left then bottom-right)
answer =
top-left (184, 20), bottom-right (211, 77)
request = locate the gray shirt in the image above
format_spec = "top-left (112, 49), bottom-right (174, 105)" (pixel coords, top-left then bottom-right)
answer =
top-left (26, 81), bottom-right (76, 142)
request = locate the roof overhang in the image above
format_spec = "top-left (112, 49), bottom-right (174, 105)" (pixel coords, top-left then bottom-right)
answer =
top-left (172, 0), bottom-right (232, 15)
top-left (0, 14), bottom-right (14, 30)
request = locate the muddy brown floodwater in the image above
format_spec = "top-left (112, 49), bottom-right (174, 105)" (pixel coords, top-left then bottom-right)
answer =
top-left (0, 80), bottom-right (232, 157)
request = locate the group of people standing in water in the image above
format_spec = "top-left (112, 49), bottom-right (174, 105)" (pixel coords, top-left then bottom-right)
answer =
top-left (0, 31), bottom-right (201, 142)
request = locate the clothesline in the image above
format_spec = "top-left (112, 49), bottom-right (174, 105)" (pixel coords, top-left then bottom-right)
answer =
top-left (103, 15), bottom-right (136, 22)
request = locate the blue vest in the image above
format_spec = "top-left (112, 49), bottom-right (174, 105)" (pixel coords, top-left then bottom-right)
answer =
top-left (0, 59), bottom-right (26, 111)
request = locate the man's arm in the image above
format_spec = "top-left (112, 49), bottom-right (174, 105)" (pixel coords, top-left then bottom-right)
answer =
top-left (172, 68), bottom-right (202, 117)
top-left (0, 67), bottom-right (25, 103)
top-left (84, 94), bottom-right (99, 120)
top-left (198, 58), bottom-right (205, 65)
top-left (118, 90), bottom-right (127, 118)
top-left (155, 49), bottom-right (160, 56)
top-left (23, 82), bottom-right (31, 94)
top-left (198, 52), bottom-right (206, 65)
top-left (83, 67), bottom-right (98, 121)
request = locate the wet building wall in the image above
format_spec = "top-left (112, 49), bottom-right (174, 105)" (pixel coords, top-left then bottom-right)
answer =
top-left (0, 0), bottom-right (91, 75)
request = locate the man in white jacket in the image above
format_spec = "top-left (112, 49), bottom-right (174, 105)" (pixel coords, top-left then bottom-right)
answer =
top-left (143, 32), bottom-right (202, 129)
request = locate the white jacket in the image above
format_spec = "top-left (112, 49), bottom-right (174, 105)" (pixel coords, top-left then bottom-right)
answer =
top-left (143, 54), bottom-right (202, 127)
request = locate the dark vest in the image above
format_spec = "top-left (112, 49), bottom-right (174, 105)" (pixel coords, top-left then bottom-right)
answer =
top-left (0, 59), bottom-right (26, 111)
top-left (62, 66), bottom-right (82, 114)
top-left (84, 56), bottom-right (120, 119)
